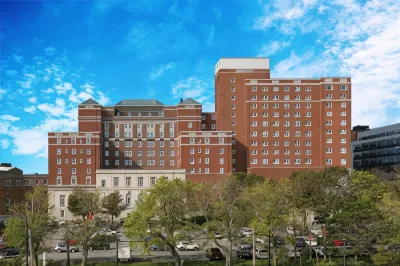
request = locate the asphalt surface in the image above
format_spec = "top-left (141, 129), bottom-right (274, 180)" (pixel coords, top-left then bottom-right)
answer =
top-left (41, 227), bottom-right (220, 263)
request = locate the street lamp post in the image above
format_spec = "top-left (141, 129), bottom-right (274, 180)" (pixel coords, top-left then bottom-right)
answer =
top-left (268, 215), bottom-right (271, 266)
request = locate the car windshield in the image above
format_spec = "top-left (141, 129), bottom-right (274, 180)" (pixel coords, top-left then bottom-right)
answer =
top-left (258, 250), bottom-right (268, 253)
top-left (210, 248), bottom-right (220, 252)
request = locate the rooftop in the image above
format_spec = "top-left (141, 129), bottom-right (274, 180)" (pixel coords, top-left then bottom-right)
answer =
top-left (178, 98), bottom-right (201, 105)
top-left (80, 98), bottom-right (100, 105)
top-left (115, 99), bottom-right (164, 106)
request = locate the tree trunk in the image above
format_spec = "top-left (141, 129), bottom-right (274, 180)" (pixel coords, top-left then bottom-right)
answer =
top-left (226, 243), bottom-right (232, 266)
top-left (66, 238), bottom-right (70, 266)
top-left (33, 251), bottom-right (38, 266)
top-left (168, 245), bottom-right (182, 266)
top-left (111, 215), bottom-right (114, 225)
top-left (81, 243), bottom-right (89, 266)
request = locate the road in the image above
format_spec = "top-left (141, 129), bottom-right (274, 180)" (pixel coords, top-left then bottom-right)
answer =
top-left (42, 228), bottom-right (215, 263)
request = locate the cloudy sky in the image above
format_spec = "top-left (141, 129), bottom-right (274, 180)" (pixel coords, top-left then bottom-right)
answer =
top-left (0, 0), bottom-right (399, 174)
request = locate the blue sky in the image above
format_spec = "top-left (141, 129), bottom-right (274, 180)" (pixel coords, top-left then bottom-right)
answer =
top-left (0, 0), bottom-right (399, 174)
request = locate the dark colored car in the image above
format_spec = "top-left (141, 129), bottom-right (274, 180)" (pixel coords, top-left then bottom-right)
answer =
top-left (236, 245), bottom-right (253, 259)
top-left (0, 248), bottom-right (19, 259)
top-left (274, 237), bottom-right (285, 248)
top-left (206, 248), bottom-right (224, 261)
top-left (89, 242), bottom-right (110, 251)
top-left (296, 238), bottom-right (306, 248)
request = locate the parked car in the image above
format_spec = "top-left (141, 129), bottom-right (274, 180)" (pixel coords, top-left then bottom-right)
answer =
top-left (214, 232), bottom-right (222, 239)
top-left (256, 237), bottom-right (273, 247)
top-left (150, 245), bottom-right (163, 251)
top-left (313, 247), bottom-right (325, 257)
top-left (301, 236), bottom-right (318, 247)
top-left (0, 248), bottom-right (19, 259)
top-left (54, 243), bottom-right (66, 251)
top-left (176, 241), bottom-right (190, 250)
top-left (236, 244), bottom-right (253, 259)
top-left (240, 229), bottom-right (254, 237)
top-left (274, 236), bottom-right (285, 247)
top-left (287, 227), bottom-right (299, 236)
top-left (256, 248), bottom-right (269, 259)
top-left (296, 238), bottom-right (306, 248)
top-left (89, 241), bottom-right (110, 251)
top-left (206, 247), bottom-right (224, 261)
top-left (176, 241), bottom-right (199, 251)
top-left (289, 247), bottom-right (301, 258)
top-left (185, 243), bottom-right (200, 251)
top-left (310, 226), bottom-right (323, 237)
top-left (99, 228), bottom-right (116, 236)
top-left (58, 245), bottom-right (80, 253)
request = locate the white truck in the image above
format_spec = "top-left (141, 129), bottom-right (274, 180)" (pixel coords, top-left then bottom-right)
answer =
top-left (118, 247), bottom-right (131, 262)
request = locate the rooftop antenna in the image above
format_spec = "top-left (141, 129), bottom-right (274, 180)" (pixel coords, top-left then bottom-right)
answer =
top-left (180, 98), bottom-right (183, 103)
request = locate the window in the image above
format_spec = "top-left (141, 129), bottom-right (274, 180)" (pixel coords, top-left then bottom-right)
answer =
top-left (220, 148), bottom-right (224, 154)
top-left (219, 168), bottom-right (224, 173)
top-left (251, 159), bottom-right (257, 164)
top-left (113, 177), bottom-right (119, 187)
top-left (87, 168), bottom-right (91, 174)
top-left (188, 122), bottom-right (192, 128)
top-left (205, 148), bottom-right (209, 154)
top-left (60, 210), bottom-right (65, 218)
top-left (101, 180), bottom-right (106, 187)
top-left (231, 78), bottom-right (235, 82)
top-left (341, 102), bottom-right (347, 108)
top-left (87, 158), bottom-right (91, 164)
top-left (340, 85), bottom-right (348, 90)
top-left (220, 158), bottom-right (224, 164)
top-left (4, 180), bottom-right (11, 186)
top-left (205, 158), bottom-right (209, 164)
top-left (170, 160), bottom-right (174, 165)
top-left (57, 148), bottom-right (61, 155)
top-left (273, 159), bottom-right (279, 164)
top-left (126, 177), bottom-right (131, 187)
top-left (86, 138), bottom-right (91, 144)
top-left (340, 148), bottom-right (347, 153)
top-left (341, 159), bottom-right (347, 165)
top-left (326, 159), bottom-right (332, 165)
top-left (138, 177), bottom-right (143, 187)
top-left (232, 104), bottom-right (236, 109)
top-left (72, 168), bottom-right (76, 174)
top-left (190, 158), bottom-right (195, 164)
top-left (86, 177), bottom-right (91, 185)
top-left (231, 87), bottom-right (235, 92)
top-left (60, 195), bottom-right (65, 207)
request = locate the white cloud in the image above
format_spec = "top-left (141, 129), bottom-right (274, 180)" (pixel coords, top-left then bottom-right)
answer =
top-left (0, 115), bottom-right (20, 122)
top-left (256, 0), bottom-right (400, 127)
top-left (24, 106), bottom-right (36, 114)
top-left (54, 82), bottom-right (74, 94)
top-left (150, 63), bottom-right (174, 80)
top-left (206, 25), bottom-right (215, 46)
top-left (44, 47), bottom-right (56, 55)
top-left (42, 88), bottom-right (54, 93)
top-left (80, 83), bottom-right (95, 94)
top-left (28, 97), bottom-right (37, 103)
top-left (0, 139), bottom-right (10, 149)
top-left (254, 0), bottom-right (319, 32)
top-left (171, 76), bottom-right (214, 109)
top-left (37, 98), bottom-right (66, 117)
top-left (258, 40), bottom-right (291, 57)
top-left (0, 88), bottom-right (5, 99)
top-left (13, 54), bottom-right (23, 63)
top-left (97, 91), bottom-right (110, 105)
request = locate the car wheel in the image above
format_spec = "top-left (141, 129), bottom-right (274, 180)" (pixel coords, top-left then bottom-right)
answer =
top-left (58, 250), bottom-right (61, 253)
top-left (71, 249), bottom-right (75, 253)
top-left (194, 247), bottom-right (199, 251)
top-left (180, 247), bottom-right (185, 251)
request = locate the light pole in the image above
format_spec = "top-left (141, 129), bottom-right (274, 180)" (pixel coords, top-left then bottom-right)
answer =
top-left (268, 215), bottom-right (271, 266)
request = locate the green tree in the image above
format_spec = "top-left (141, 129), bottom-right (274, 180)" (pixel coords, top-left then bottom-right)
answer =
top-left (124, 176), bottom-right (197, 266)
top-left (67, 188), bottom-right (102, 266)
top-left (248, 179), bottom-right (291, 265)
top-left (4, 187), bottom-right (54, 266)
top-left (231, 172), bottom-right (265, 187)
top-left (329, 171), bottom-right (387, 261)
top-left (204, 177), bottom-right (252, 266)
top-left (101, 191), bottom-right (129, 224)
